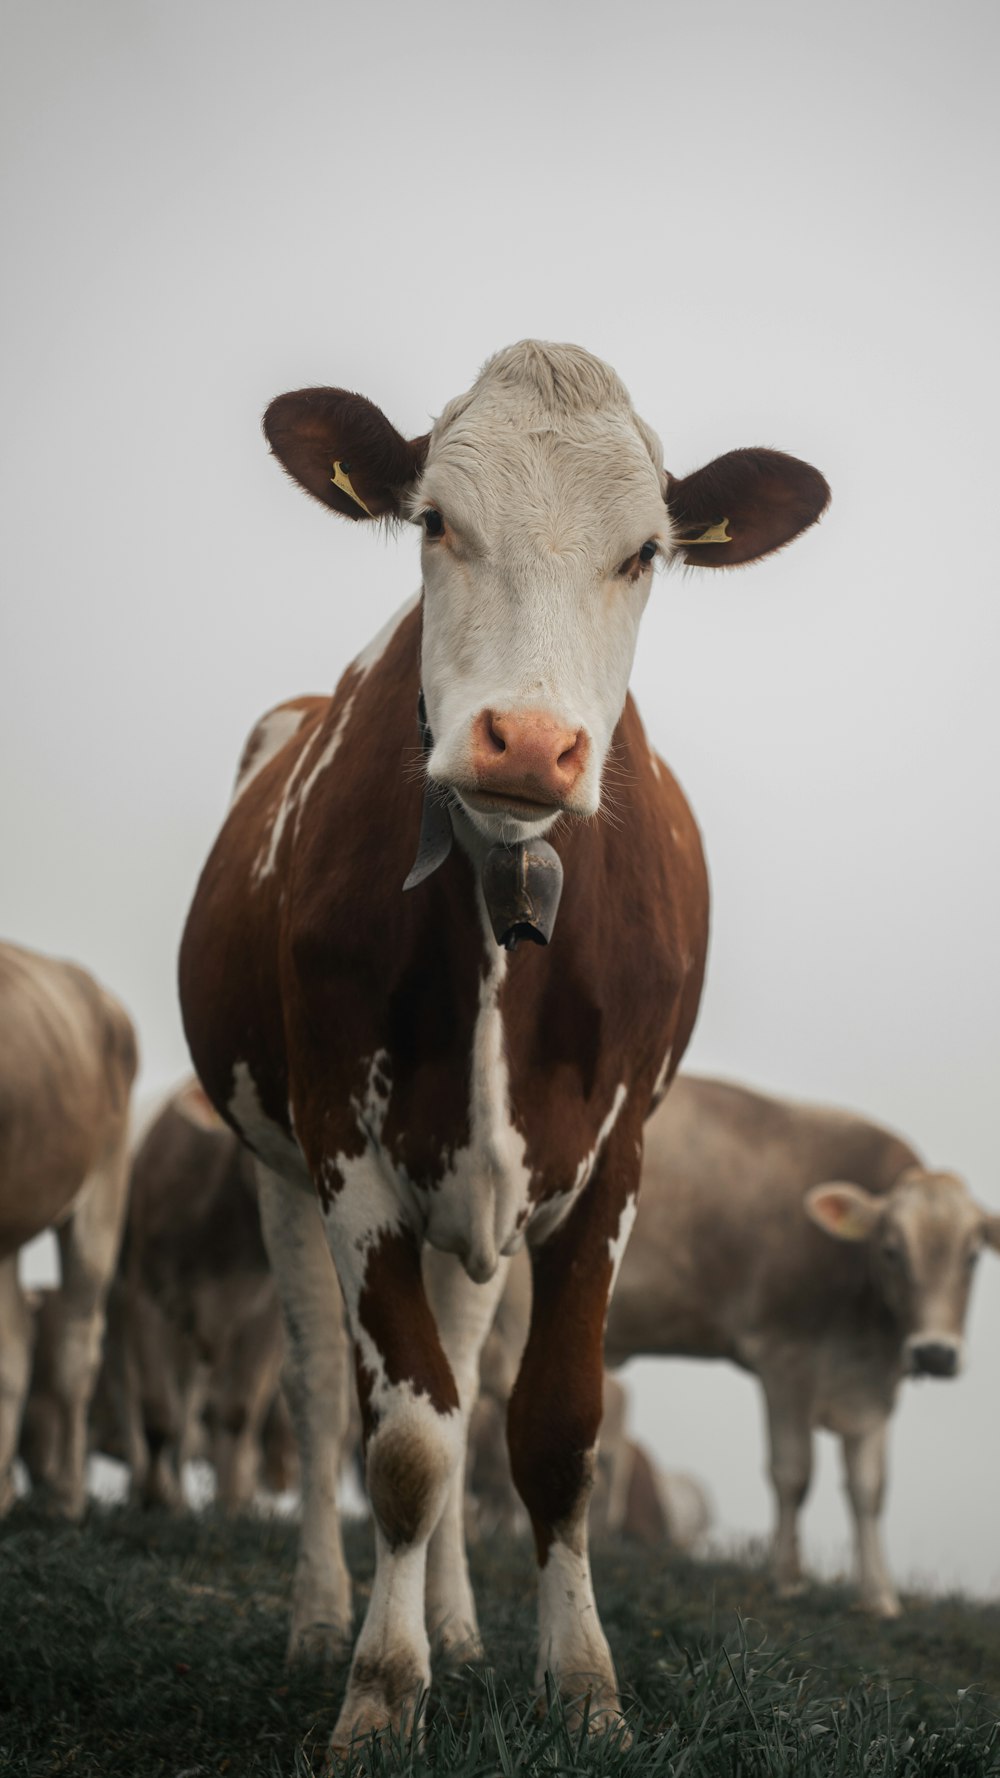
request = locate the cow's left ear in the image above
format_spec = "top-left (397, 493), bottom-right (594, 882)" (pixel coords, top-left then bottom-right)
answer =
top-left (982, 1214), bottom-right (1000, 1253)
top-left (264, 387), bottom-right (429, 522)
top-left (805, 1181), bottom-right (881, 1242)
top-left (665, 448), bottom-right (830, 567)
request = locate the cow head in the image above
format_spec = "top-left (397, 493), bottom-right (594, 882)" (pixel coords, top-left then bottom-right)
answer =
top-left (805, 1169), bottom-right (1000, 1377)
top-left (264, 342), bottom-right (829, 845)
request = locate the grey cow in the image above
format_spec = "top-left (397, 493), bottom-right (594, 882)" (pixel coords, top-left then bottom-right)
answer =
top-left (604, 1074), bottom-right (999, 1616)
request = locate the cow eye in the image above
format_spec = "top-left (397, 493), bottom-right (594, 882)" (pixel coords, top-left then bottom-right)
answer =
top-left (422, 508), bottom-right (445, 539)
top-left (619, 540), bottom-right (659, 579)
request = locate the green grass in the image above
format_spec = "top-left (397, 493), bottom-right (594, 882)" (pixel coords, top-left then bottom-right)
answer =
top-left (1, 1502), bottom-right (999, 1775)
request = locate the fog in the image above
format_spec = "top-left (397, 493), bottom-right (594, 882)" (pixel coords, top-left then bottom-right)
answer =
top-left (3, 0), bottom-right (999, 1592)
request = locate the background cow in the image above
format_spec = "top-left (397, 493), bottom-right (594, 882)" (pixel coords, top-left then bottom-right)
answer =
top-left (121, 1079), bottom-right (295, 1512)
top-left (601, 1074), bottom-right (1000, 1617)
top-left (179, 339), bottom-right (827, 1749)
top-left (0, 940), bottom-right (136, 1520)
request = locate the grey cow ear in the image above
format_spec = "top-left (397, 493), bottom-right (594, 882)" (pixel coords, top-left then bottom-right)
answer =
top-left (264, 387), bottom-right (429, 522)
top-left (665, 447), bottom-right (830, 567)
top-left (805, 1182), bottom-right (881, 1242)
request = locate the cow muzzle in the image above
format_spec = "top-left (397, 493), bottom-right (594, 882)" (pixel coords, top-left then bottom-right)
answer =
top-left (469, 709), bottom-right (589, 808)
top-left (906, 1337), bottom-right (962, 1379)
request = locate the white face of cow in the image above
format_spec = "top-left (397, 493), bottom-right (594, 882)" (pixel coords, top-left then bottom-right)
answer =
top-left (262, 338), bottom-right (830, 843)
top-left (412, 352), bottom-right (670, 842)
top-left (806, 1170), bottom-right (1000, 1378)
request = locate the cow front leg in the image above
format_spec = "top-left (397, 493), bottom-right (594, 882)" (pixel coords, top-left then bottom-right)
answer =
top-left (322, 1198), bottom-right (465, 1751)
top-left (762, 1375), bottom-right (814, 1597)
top-left (255, 1162), bottom-right (353, 1661)
top-left (0, 1256), bottom-right (32, 1515)
top-left (842, 1420), bottom-right (900, 1617)
top-left (507, 1162), bottom-right (636, 1735)
top-left (422, 1247), bottom-right (509, 1661)
top-left (51, 1133), bottom-right (131, 1520)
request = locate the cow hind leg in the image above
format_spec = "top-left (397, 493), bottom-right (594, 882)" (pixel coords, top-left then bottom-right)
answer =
top-left (255, 1162), bottom-right (353, 1662)
top-left (842, 1421), bottom-right (900, 1618)
top-left (0, 1256), bottom-right (32, 1515)
top-left (212, 1299), bottom-right (285, 1513)
top-left (422, 1248), bottom-right (509, 1662)
top-left (128, 1292), bottom-right (186, 1509)
top-left (50, 1135), bottom-right (131, 1520)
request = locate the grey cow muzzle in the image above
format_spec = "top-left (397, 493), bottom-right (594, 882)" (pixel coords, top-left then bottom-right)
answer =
top-left (402, 692), bottom-right (565, 951)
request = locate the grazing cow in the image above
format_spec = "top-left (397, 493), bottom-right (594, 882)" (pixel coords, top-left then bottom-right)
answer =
top-left (179, 340), bottom-right (827, 1747)
top-left (602, 1074), bottom-right (1000, 1617)
top-left (0, 940), bottom-right (136, 1519)
top-left (122, 1079), bottom-right (293, 1512)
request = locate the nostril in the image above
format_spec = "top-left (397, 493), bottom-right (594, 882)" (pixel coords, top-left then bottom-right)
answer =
top-left (474, 711), bottom-right (507, 757)
top-left (557, 732), bottom-right (583, 768)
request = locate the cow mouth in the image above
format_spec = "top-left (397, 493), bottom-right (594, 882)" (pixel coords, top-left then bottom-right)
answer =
top-left (456, 787), bottom-right (564, 824)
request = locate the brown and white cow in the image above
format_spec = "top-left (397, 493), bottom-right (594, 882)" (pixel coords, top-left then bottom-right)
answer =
top-left (0, 939), bottom-right (136, 1519)
top-left (179, 341), bottom-right (827, 1747)
top-left (119, 1079), bottom-right (296, 1512)
top-left (603, 1073), bottom-right (1000, 1617)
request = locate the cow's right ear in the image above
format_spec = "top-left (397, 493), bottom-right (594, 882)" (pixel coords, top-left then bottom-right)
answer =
top-left (263, 388), bottom-right (429, 522)
top-left (665, 448), bottom-right (830, 567)
top-left (804, 1182), bottom-right (881, 1242)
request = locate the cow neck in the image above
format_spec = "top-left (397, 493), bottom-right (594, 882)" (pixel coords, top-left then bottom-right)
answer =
top-left (402, 689), bottom-right (564, 952)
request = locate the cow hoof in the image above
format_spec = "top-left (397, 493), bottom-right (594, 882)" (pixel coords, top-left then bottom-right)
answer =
top-left (858, 1594), bottom-right (902, 1620)
top-left (47, 1491), bottom-right (86, 1524)
top-left (431, 1619), bottom-right (485, 1668)
top-left (287, 1614), bottom-right (352, 1667)
top-left (559, 1684), bottom-right (631, 1745)
top-left (329, 1663), bottom-right (427, 1756)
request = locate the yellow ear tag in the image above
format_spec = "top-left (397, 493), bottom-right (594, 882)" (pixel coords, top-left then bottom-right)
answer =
top-left (681, 519), bottom-right (732, 547)
top-left (331, 460), bottom-right (374, 518)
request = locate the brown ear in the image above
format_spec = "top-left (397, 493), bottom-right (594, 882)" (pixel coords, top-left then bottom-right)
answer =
top-left (666, 448), bottom-right (830, 567)
top-left (804, 1181), bottom-right (881, 1242)
top-left (263, 387), bottom-right (429, 522)
top-left (982, 1213), bottom-right (1000, 1254)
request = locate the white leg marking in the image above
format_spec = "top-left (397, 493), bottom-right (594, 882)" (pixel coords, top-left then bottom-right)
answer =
top-left (422, 1248), bottom-right (510, 1658)
top-left (537, 1538), bottom-right (621, 1728)
top-left (256, 1162), bottom-right (354, 1659)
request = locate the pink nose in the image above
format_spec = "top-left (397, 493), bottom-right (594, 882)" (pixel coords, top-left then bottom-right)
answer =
top-left (469, 709), bottom-right (589, 805)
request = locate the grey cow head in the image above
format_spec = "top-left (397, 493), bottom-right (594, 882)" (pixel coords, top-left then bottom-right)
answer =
top-left (805, 1169), bottom-right (1000, 1376)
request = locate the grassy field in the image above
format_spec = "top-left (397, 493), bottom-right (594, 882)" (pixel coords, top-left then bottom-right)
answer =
top-left (2, 1501), bottom-right (999, 1776)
